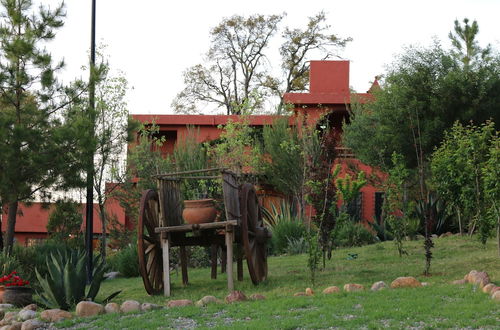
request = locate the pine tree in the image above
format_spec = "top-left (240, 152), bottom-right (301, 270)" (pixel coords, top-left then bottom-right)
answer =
top-left (0, 0), bottom-right (89, 254)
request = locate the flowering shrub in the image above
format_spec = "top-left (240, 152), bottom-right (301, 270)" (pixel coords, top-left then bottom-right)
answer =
top-left (0, 271), bottom-right (30, 287)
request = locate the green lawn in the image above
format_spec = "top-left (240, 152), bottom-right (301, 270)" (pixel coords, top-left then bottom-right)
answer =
top-left (58, 235), bottom-right (500, 329)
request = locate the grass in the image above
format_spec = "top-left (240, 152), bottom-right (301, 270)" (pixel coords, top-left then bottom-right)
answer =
top-left (57, 235), bottom-right (500, 329)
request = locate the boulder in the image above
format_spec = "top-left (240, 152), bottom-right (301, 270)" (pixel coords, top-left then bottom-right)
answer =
top-left (225, 291), bottom-right (247, 303)
top-left (3, 312), bottom-right (18, 324)
top-left (439, 232), bottom-right (452, 238)
top-left (20, 305), bottom-right (36, 312)
top-left (305, 288), bottom-right (314, 296)
top-left (20, 319), bottom-right (46, 330)
top-left (16, 310), bottom-right (35, 322)
top-left (195, 296), bottom-right (223, 307)
top-left (492, 290), bottom-right (500, 301)
top-left (370, 281), bottom-right (387, 291)
top-left (141, 303), bottom-right (162, 311)
top-left (390, 277), bottom-right (422, 289)
top-left (482, 283), bottom-right (495, 294)
top-left (0, 306), bottom-right (14, 310)
top-left (293, 292), bottom-right (307, 297)
top-left (40, 309), bottom-right (72, 322)
top-left (166, 300), bottom-right (193, 308)
top-left (1, 322), bottom-right (21, 330)
top-left (75, 301), bottom-right (104, 317)
top-left (120, 300), bottom-right (141, 313)
top-left (322, 286), bottom-right (340, 294)
top-left (490, 286), bottom-right (500, 296)
top-left (249, 294), bottom-right (265, 301)
top-left (343, 284), bottom-right (365, 292)
top-left (465, 270), bottom-right (490, 288)
top-left (452, 279), bottom-right (467, 285)
top-left (104, 303), bottom-right (120, 314)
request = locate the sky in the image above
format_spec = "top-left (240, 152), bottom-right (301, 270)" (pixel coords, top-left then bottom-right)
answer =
top-left (40, 0), bottom-right (500, 115)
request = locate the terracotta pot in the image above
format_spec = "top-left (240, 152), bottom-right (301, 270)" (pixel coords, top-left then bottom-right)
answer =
top-left (3, 286), bottom-right (32, 307)
top-left (0, 285), bottom-right (5, 303)
top-left (183, 199), bottom-right (217, 224)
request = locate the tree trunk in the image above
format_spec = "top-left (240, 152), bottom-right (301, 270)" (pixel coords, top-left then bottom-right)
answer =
top-left (5, 201), bottom-right (18, 256)
top-left (99, 203), bottom-right (107, 260)
top-left (456, 207), bottom-right (462, 236)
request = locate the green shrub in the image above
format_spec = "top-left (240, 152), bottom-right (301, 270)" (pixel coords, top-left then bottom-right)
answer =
top-left (286, 236), bottom-right (307, 255)
top-left (271, 220), bottom-right (306, 255)
top-left (36, 250), bottom-right (120, 310)
top-left (107, 244), bottom-right (139, 277)
top-left (333, 213), bottom-right (375, 247)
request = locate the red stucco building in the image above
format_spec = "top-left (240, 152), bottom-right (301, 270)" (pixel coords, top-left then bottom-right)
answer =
top-left (3, 60), bottom-right (384, 246)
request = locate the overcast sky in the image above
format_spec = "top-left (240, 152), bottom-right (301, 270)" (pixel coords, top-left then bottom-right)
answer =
top-left (40, 0), bottom-right (500, 115)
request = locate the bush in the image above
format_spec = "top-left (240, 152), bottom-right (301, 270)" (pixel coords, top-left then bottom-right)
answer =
top-left (107, 244), bottom-right (139, 277)
top-left (333, 213), bottom-right (375, 247)
top-left (271, 220), bottom-right (306, 255)
top-left (286, 236), bottom-right (307, 255)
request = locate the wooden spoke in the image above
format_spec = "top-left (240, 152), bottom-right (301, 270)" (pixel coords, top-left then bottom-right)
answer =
top-left (239, 183), bottom-right (269, 284)
top-left (138, 189), bottom-right (164, 295)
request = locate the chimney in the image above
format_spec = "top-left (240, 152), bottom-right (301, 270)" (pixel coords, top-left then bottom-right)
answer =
top-left (309, 61), bottom-right (349, 95)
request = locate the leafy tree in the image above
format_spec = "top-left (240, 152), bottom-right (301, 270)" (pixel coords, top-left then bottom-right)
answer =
top-left (90, 51), bottom-right (133, 259)
top-left (173, 12), bottom-right (350, 115)
top-left (0, 0), bottom-right (89, 254)
top-left (47, 199), bottom-right (83, 246)
top-left (483, 135), bottom-right (500, 256)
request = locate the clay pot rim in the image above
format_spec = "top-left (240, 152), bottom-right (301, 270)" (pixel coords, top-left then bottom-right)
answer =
top-left (184, 199), bottom-right (215, 207)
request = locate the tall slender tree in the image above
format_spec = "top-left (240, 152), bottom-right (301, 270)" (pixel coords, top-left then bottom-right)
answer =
top-left (0, 0), bottom-right (88, 254)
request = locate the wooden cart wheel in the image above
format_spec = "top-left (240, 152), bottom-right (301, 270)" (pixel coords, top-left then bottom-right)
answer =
top-left (239, 183), bottom-right (269, 284)
top-left (138, 189), bottom-right (163, 295)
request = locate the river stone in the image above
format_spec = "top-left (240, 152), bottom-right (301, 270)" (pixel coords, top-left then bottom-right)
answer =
top-left (16, 310), bottom-right (35, 322)
top-left (20, 319), bottom-right (46, 330)
top-left (104, 303), bottom-right (120, 314)
top-left (323, 286), bottom-right (340, 294)
top-left (141, 303), bottom-right (162, 311)
top-left (305, 288), bottom-right (314, 296)
top-left (390, 277), bottom-right (422, 288)
top-left (452, 279), bottom-right (467, 285)
top-left (465, 270), bottom-right (490, 288)
top-left (1, 321), bottom-right (21, 330)
top-left (120, 300), bottom-right (141, 313)
top-left (76, 301), bottom-right (104, 317)
top-left (225, 291), bottom-right (247, 303)
top-left (344, 283), bottom-right (365, 292)
top-left (20, 305), bottom-right (36, 313)
top-left (0, 306), bottom-right (14, 310)
top-left (40, 309), bottom-right (73, 322)
top-left (492, 290), bottom-right (500, 301)
top-left (195, 296), bottom-right (223, 307)
top-left (370, 281), bottom-right (387, 291)
top-left (166, 300), bottom-right (193, 308)
top-left (3, 312), bottom-right (18, 324)
top-left (482, 283), bottom-right (495, 294)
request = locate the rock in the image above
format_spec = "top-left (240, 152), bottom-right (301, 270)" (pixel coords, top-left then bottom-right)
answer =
top-left (482, 283), bottom-right (495, 294)
top-left (40, 309), bottom-right (73, 322)
top-left (249, 294), bottom-right (265, 301)
top-left (490, 286), bottom-right (500, 296)
top-left (492, 290), bottom-right (500, 301)
top-left (452, 279), bottom-right (467, 285)
top-left (2, 322), bottom-right (21, 330)
top-left (439, 232), bottom-right (453, 238)
top-left (293, 292), bottom-right (306, 296)
top-left (390, 277), bottom-right (422, 288)
top-left (166, 299), bottom-right (193, 308)
top-left (0, 305), bottom-right (14, 310)
top-left (421, 282), bottom-right (429, 286)
top-left (104, 303), bottom-right (120, 314)
top-left (21, 319), bottom-right (46, 330)
top-left (370, 281), bottom-right (387, 291)
top-left (75, 301), bottom-right (104, 317)
top-left (120, 300), bottom-right (141, 313)
top-left (3, 312), bottom-right (18, 323)
top-left (305, 288), bottom-right (314, 296)
top-left (141, 303), bottom-right (162, 311)
top-left (225, 291), bottom-right (247, 303)
top-left (322, 286), bottom-right (340, 294)
top-left (20, 305), bottom-right (36, 313)
top-left (431, 234), bottom-right (438, 239)
top-left (465, 270), bottom-right (490, 288)
top-left (343, 284), bottom-right (365, 292)
top-left (16, 310), bottom-right (35, 322)
top-left (195, 296), bottom-right (223, 307)
top-left (104, 271), bottom-right (121, 280)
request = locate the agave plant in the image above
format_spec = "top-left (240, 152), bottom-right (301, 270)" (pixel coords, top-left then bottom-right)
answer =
top-left (261, 200), bottom-right (299, 229)
top-left (35, 250), bottom-right (120, 310)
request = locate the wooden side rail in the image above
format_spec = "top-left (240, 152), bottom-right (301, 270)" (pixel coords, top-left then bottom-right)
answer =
top-left (155, 220), bottom-right (238, 233)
